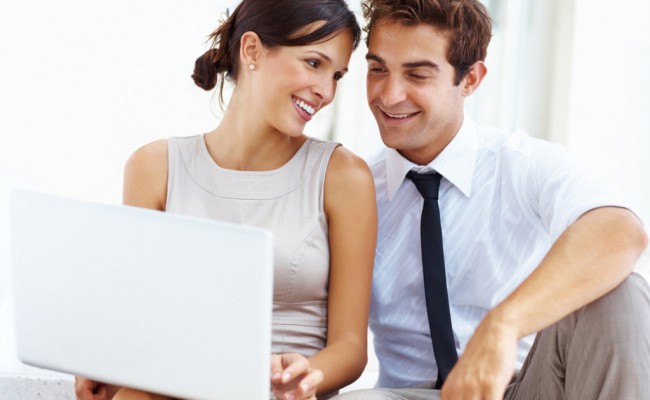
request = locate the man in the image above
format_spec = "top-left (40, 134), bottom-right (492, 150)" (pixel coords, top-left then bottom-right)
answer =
top-left (336, 0), bottom-right (650, 399)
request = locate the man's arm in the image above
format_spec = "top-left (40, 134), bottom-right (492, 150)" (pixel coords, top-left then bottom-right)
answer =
top-left (441, 206), bottom-right (648, 400)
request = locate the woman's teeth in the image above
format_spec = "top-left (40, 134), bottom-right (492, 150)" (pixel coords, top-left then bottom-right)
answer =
top-left (295, 99), bottom-right (315, 115)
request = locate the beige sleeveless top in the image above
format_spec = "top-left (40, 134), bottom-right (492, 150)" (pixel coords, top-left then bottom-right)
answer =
top-left (166, 135), bottom-right (339, 357)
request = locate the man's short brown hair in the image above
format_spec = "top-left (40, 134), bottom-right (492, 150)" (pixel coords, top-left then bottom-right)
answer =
top-left (362, 0), bottom-right (492, 85)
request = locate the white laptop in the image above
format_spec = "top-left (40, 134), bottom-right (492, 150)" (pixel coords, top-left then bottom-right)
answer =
top-left (10, 189), bottom-right (274, 400)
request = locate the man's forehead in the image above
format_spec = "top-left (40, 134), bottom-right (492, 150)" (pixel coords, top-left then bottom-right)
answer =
top-left (366, 20), bottom-right (450, 67)
top-left (369, 19), bottom-right (449, 49)
top-left (370, 17), bottom-right (450, 39)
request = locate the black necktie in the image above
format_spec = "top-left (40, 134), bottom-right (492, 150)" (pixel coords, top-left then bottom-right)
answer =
top-left (406, 170), bottom-right (458, 389)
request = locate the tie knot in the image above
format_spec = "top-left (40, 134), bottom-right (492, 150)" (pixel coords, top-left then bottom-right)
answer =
top-left (406, 170), bottom-right (442, 200)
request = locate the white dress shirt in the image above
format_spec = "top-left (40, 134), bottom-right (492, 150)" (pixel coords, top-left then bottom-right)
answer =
top-left (369, 117), bottom-right (630, 388)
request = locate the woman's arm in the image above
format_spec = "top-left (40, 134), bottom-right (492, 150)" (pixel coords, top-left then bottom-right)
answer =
top-left (272, 146), bottom-right (377, 400)
top-left (315, 147), bottom-right (377, 394)
top-left (308, 146), bottom-right (377, 396)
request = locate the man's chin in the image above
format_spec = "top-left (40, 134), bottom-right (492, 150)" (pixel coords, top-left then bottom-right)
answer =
top-left (378, 130), bottom-right (409, 151)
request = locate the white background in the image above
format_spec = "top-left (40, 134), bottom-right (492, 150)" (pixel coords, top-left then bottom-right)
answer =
top-left (1, 0), bottom-right (649, 390)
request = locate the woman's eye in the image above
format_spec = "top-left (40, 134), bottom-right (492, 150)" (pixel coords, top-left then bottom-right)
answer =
top-left (306, 59), bottom-right (320, 68)
top-left (333, 72), bottom-right (343, 81)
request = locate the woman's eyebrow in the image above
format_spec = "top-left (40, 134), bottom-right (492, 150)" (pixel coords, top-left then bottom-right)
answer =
top-left (305, 50), bottom-right (331, 62)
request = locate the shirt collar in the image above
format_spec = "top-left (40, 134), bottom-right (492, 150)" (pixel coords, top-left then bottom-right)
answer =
top-left (385, 117), bottom-right (479, 201)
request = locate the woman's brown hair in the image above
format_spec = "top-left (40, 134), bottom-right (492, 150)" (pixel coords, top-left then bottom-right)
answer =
top-left (192, 0), bottom-right (361, 106)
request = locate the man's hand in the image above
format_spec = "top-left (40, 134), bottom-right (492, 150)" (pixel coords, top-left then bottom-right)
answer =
top-left (441, 313), bottom-right (518, 400)
top-left (75, 377), bottom-right (120, 400)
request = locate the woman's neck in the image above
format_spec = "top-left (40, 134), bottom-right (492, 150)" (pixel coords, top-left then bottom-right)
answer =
top-left (203, 92), bottom-right (307, 171)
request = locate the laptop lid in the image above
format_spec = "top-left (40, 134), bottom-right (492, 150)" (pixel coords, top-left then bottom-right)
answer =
top-left (10, 189), bottom-right (273, 400)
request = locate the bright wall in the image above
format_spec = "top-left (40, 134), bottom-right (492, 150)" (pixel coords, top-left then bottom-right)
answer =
top-left (1, 0), bottom-right (649, 380)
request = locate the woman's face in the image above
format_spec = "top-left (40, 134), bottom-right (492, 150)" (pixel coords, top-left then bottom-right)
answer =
top-left (252, 30), bottom-right (354, 137)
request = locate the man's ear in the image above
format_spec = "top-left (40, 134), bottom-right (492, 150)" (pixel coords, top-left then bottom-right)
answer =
top-left (461, 61), bottom-right (487, 97)
top-left (240, 31), bottom-right (262, 70)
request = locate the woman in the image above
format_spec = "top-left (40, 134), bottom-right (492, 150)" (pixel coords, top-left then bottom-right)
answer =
top-left (75, 0), bottom-right (376, 399)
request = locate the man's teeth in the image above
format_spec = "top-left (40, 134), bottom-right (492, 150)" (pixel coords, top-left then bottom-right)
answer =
top-left (385, 111), bottom-right (414, 119)
top-left (295, 99), bottom-right (315, 115)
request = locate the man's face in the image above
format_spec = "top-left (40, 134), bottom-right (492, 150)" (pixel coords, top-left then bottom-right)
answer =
top-left (366, 19), bottom-right (467, 165)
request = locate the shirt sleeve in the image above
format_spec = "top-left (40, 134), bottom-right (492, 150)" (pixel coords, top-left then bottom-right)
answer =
top-left (522, 139), bottom-right (634, 242)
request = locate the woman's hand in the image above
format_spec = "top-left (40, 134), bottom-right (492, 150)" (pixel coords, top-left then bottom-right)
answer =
top-left (270, 353), bottom-right (324, 400)
top-left (75, 377), bottom-right (120, 400)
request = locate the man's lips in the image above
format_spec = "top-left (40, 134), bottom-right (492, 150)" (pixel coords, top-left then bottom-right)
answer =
top-left (379, 108), bottom-right (420, 123)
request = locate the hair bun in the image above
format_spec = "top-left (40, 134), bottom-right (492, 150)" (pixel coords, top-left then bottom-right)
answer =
top-left (191, 49), bottom-right (221, 91)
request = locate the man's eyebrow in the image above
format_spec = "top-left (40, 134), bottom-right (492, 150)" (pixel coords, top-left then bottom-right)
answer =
top-left (403, 60), bottom-right (440, 71)
top-left (366, 53), bottom-right (440, 71)
top-left (366, 53), bottom-right (385, 64)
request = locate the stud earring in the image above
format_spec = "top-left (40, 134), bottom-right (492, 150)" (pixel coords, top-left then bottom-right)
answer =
top-left (248, 64), bottom-right (255, 70)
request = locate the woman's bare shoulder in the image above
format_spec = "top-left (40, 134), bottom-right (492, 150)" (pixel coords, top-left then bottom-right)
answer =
top-left (123, 139), bottom-right (168, 209)
top-left (324, 146), bottom-right (376, 212)
top-left (326, 146), bottom-right (374, 189)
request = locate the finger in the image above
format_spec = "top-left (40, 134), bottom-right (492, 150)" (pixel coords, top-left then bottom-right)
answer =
top-left (296, 369), bottom-right (323, 399)
top-left (106, 384), bottom-right (121, 399)
top-left (273, 372), bottom-right (309, 394)
top-left (277, 390), bottom-right (296, 400)
top-left (75, 378), bottom-right (101, 399)
top-left (270, 354), bottom-right (284, 382)
top-left (75, 377), bottom-right (90, 394)
top-left (91, 385), bottom-right (106, 396)
top-left (280, 354), bottom-right (310, 383)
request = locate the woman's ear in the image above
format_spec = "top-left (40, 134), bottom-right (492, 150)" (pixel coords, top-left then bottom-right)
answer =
top-left (240, 31), bottom-right (262, 71)
top-left (461, 61), bottom-right (487, 97)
